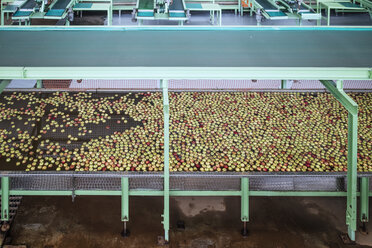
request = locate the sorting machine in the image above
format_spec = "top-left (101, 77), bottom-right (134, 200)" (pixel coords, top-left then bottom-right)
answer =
top-left (10, 0), bottom-right (75, 24)
top-left (134, 0), bottom-right (188, 24)
top-left (241, 0), bottom-right (321, 24)
top-left (0, 26), bottom-right (371, 244)
top-left (0, 0), bottom-right (112, 25)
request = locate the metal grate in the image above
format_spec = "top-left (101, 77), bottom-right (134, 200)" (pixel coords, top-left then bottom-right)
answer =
top-left (169, 80), bottom-right (281, 90)
top-left (69, 80), bottom-right (159, 90)
top-left (0, 173), bottom-right (359, 192)
top-left (10, 176), bottom-right (74, 191)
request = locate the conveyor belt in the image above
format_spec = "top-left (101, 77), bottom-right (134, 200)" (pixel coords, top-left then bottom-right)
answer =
top-left (12, 11), bottom-right (33, 17)
top-left (169, 0), bottom-right (184, 11)
top-left (20, 0), bottom-right (37, 10)
top-left (138, 0), bottom-right (154, 9)
top-left (255, 0), bottom-right (277, 11)
top-left (51, 0), bottom-right (72, 9)
top-left (0, 29), bottom-right (371, 67)
top-left (44, 0), bottom-right (72, 17)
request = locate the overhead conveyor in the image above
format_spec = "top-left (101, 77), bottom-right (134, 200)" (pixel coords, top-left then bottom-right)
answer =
top-left (9, 0), bottom-right (74, 24)
top-left (241, 0), bottom-right (322, 24)
top-left (44, 0), bottom-right (74, 19)
top-left (11, 0), bottom-right (37, 23)
top-left (136, 0), bottom-right (154, 17)
top-left (0, 26), bottom-right (371, 244)
top-left (169, 0), bottom-right (186, 18)
top-left (254, 0), bottom-right (288, 19)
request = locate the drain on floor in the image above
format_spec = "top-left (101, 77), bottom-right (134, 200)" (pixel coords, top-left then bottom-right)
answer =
top-left (190, 238), bottom-right (215, 248)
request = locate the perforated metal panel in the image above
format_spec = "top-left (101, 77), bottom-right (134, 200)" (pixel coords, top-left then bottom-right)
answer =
top-left (10, 175), bottom-right (74, 191)
top-left (1, 172), bottom-right (365, 192)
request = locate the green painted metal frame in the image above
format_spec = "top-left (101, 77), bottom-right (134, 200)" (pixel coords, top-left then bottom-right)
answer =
top-left (36, 79), bottom-right (42, 88)
top-left (0, 187), bottom-right (366, 197)
top-left (1, 177), bottom-right (9, 221)
top-left (0, 26), bottom-right (370, 240)
top-left (0, 67), bottom-right (371, 80)
top-left (0, 80), bottom-right (11, 221)
top-left (360, 177), bottom-right (369, 223)
top-left (161, 79), bottom-right (170, 242)
top-left (122, 177), bottom-right (129, 222)
top-left (280, 79), bottom-right (287, 89)
top-left (320, 80), bottom-right (358, 241)
top-left (241, 178), bottom-right (249, 222)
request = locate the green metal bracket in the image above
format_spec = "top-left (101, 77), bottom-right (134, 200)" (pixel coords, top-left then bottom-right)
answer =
top-left (1, 177), bottom-right (9, 221)
top-left (320, 80), bottom-right (358, 241)
top-left (161, 79), bottom-right (170, 242)
top-left (121, 177), bottom-right (129, 221)
top-left (320, 80), bottom-right (358, 115)
top-left (241, 177), bottom-right (249, 222)
top-left (360, 177), bottom-right (369, 223)
top-left (36, 80), bottom-right (43, 89)
top-left (0, 80), bottom-right (11, 93)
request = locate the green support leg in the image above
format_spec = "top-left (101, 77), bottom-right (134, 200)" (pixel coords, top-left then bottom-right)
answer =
top-left (36, 80), bottom-right (43, 89)
top-left (121, 177), bottom-right (130, 236)
top-left (108, 5), bottom-right (112, 26)
top-left (161, 79), bottom-right (170, 243)
top-left (327, 7), bottom-right (330, 26)
top-left (1, 177), bottom-right (9, 221)
top-left (346, 112), bottom-right (358, 241)
top-left (320, 80), bottom-right (358, 241)
top-left (281, 80), bottom-right (287, 89)
top-left (360, 177), bottom-right (369, 226)
top-left (241, 177), bottom-right (249, 236)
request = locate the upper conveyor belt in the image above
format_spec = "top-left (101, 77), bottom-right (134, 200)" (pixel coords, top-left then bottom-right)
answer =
top-left (138, 0), bottom-right (154, 10)
top-left (255, 0), bottom-right (277, 11)
top-left (19, 0), bottom-right (37, 10)
top-left (0, 28), bottom-right (371, 68)
top-left (169, 0), bottom-right (184, 11)
top-left (51, 0), bottom-right (72, 9)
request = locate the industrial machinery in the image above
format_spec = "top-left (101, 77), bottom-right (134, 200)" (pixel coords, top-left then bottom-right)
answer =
top-left (10, 0), bottom-right (75, 24)
top-left (241, 0), bottom-right (321, 23)
top-left (0, 0), bottom-right (113, 25)
top-left (0, 26), bottom-right (371, 245)
top-left (133, 0), bottom-right (189, 24)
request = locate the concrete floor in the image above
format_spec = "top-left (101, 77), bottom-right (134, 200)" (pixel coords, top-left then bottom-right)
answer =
top-left (7, 196), bottom-right (372, 247)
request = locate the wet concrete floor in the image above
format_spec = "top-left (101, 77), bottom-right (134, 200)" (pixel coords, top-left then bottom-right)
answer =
top-left (7, 196), bottom-right (372, 247)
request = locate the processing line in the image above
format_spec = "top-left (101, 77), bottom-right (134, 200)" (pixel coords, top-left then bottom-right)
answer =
top-left (317, 0), bottom-right (367, 26)
top-left (242, 0), bottom-right (321, 24)
top-left (11, 0), bottom-right (38, 24)
top-left (44, 0), bottom-right (75, 20)
top-left (0, 26), bottom-right (371, 244)
top-left (4, 0), bottom-right (110, 25)
top-left (134, 0), bottom-right (188, 24)
top-left (9, 0), bottom-right (75, 24)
